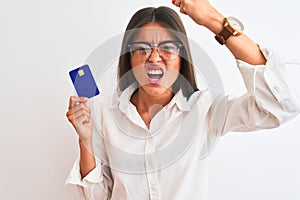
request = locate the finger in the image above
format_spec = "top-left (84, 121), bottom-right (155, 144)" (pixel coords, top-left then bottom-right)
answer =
top-left (70, 102), bottom-right (91, 115)
top-left (179, 0), bottom-right (187, 14)
top-left (69, 96), bottom-right (88, 109)
top-left (73, 96), bottom-right (88, 107)
top-left (66, 110), bottom-right (72, 118)
top-left (71, 108), bottom-right (91, 121)
top-left (173, 0), bottom-right (181, 7)
top-left (75, 113), bottom-right (91, 125)
top-left (66, 105), bottom-right (91, 124)
top-left (69, 110), bottom-right (91, 127)
top-left (66, 111), bottom-right (74, 122)
top-left (180, 6), bottom-right (187, 14)
top-left (174, 0), bottom-right (188, 15)
top-left (180, 6), bottom-right (184, 14)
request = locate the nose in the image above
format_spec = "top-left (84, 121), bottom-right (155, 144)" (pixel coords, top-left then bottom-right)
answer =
top-left (147, 47), bottom-right (162, 63)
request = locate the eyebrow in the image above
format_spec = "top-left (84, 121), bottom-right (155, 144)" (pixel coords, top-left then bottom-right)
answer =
top-left (130, 40), bottom-right (180, 46)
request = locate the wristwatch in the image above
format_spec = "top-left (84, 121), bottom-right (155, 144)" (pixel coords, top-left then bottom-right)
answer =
top-left (215, 16), bottom-right (244, 45)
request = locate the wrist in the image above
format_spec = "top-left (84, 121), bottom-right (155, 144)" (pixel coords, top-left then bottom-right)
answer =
top-left (79, 138), bottom-right (94, 154)
top-left (201, 8), bottom-right (224, 34)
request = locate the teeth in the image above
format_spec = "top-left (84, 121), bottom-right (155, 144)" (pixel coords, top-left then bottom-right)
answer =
top-left (148, 70), bottom-right (163, 75)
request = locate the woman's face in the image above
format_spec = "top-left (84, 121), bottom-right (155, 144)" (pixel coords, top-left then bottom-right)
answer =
top-left (129, 22), bottom-right (181, 97)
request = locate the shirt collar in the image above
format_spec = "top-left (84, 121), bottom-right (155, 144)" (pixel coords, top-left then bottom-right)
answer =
top-left (166, 88), bottom-right (191, 111)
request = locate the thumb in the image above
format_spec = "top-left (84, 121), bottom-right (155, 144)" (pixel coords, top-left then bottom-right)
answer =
top-left (69, 96), bottom-right (88, 108)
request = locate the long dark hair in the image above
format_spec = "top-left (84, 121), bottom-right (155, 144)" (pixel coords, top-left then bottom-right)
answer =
top-left (117, 6), bottom-right (198, 98)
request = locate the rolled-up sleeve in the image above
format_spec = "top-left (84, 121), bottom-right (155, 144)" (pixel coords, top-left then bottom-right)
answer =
top-left (209, 47), bottom-right (300, 135)
top-left (65, 157), bottom-right (109, 200)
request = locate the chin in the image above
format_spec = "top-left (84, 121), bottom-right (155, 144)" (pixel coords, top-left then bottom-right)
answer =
top-left (141, 84), bottom-right (173, 97)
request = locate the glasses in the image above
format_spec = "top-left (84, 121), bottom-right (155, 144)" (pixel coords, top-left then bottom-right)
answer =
top-left (127, 41), bottom-right (183, 61)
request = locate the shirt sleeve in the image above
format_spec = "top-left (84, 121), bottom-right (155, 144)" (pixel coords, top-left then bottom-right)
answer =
top-left (65, 96), bottom-right (113, 200)
top-left (65, 156), bottom-right (112, 200)
top-left (208, 47), bottom-right (300, 135)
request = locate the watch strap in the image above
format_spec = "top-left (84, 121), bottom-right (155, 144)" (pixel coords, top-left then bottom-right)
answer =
top-left (215, 24), bottom-right (233, 45)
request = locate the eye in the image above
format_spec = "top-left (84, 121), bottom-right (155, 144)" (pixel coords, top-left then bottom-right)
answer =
top-left (159, 43), bottom-right (178, 53)
top-left (137, 47), bottom-right (150, 54)
top-left (131, 44), bottom-right (151, 54)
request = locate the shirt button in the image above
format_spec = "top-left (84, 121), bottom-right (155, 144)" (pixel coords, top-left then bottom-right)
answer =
top-left (148, 138), bottom-right (153, 144)
top-left (274, 85), bottom-right (283, 93)
top-left (281, 99), bottom-right (295, 112)
top-left (151, 186), bottom-right (157, 191)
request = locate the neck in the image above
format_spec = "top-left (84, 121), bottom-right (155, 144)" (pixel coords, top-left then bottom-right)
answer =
top-left (130, 87), bottom-right (174, 127)
top-left (133, 87), bottom-right (173, 112)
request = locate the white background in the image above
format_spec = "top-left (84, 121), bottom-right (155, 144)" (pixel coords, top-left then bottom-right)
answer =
top-left (1, 0), bottom-right (299, 199)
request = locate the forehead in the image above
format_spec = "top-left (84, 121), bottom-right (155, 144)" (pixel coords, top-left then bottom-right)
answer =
top-left (133, 22), bottom-right (175, 42)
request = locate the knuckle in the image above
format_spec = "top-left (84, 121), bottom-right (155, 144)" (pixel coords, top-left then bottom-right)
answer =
top-left (67, 115), bottom-right (73, 122)
top-left (80, 103), bottom-right (85, 108)
top-left (84, 111), bottom-right (91, 118)
top-left (76, 103), bottom-right (83, 109)
top-left (66, 110), bottom-right (72, 117)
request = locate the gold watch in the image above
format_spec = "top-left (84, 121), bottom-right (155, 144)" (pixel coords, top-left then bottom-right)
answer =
top-left (215, 16), bottom-right (244, 45)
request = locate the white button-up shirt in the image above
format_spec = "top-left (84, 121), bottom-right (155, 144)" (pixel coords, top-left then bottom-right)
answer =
top-left (66, 48), bottom-right (299, 200)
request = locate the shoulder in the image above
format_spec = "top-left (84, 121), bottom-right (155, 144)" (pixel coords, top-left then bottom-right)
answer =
top-left (188, 89), bottom-right (213, 109)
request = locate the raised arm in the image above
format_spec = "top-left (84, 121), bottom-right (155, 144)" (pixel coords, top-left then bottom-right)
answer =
top-left (172, 0), bottom-right (266, 65)
top-left (173, 0), bottom-right (299, 157)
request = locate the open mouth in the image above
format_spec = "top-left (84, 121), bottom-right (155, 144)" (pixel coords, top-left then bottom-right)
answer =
top-left (146, 66), bottom-right (164, 84)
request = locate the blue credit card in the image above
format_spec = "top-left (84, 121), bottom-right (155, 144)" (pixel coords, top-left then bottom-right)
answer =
top-left (69, 64), bottom-right (100, 98)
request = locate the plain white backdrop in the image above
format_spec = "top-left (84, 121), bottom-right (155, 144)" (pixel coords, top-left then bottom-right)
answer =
top-left (0, 0), bottom-right (299, 199)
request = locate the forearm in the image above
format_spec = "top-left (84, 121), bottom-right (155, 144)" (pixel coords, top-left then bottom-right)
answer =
top-left (66, 137), bottom-right (112, 199)
top-left (203, 10), bottom-right (266, 65)
top-left (79, 139), bottom-right (96, 178)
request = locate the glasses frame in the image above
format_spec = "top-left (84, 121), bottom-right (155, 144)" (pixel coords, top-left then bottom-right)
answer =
top-left (127, 40), bottom-right (183, 61)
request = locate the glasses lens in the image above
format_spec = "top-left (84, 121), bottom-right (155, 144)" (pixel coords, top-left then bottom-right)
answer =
top-left (128, 41), bottom-right (182, 61)
top-left (129, 43), bottom-right (151, 61)
top-left (158, 42), bottom-right (181, 61)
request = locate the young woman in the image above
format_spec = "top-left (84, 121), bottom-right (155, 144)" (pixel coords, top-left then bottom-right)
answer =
top-left (66, 1), bottom-right (299, 199)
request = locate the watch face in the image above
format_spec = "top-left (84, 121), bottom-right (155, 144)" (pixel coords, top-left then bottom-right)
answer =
top-left (227, 16), bottom-right (244, 32)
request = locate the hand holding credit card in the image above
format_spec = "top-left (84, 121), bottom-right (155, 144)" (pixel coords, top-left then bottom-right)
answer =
top-left (69, 64), bottom-right (100, 99)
